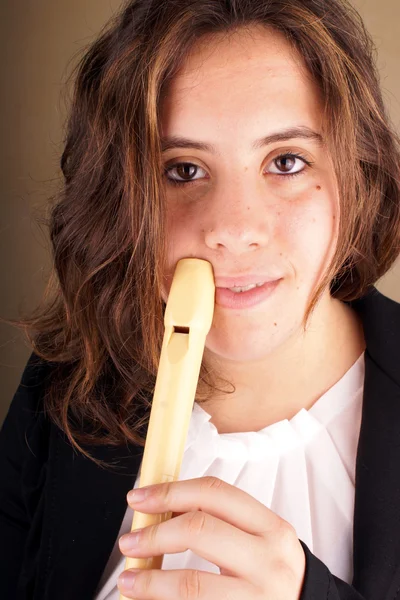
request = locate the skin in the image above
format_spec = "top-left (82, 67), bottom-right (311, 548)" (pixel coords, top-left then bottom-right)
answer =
top-left (118, 478), bottom-right (307, 599)
top-left (117, 25), bottom-right (366, 598)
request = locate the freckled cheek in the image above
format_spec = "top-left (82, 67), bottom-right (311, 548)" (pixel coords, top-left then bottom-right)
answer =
top-left (276, 197), bottom-right (337, 268)
top-left (165, 207), bottom-right (196, 244)
top-left (163, 209), bottom-right (202, 281)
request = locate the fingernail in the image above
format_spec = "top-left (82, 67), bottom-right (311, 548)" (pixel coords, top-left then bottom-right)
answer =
top-left (118, 569), bottom-right (140, 592)
top-left (119, 529), bottom-right (143, 551)
top-left (127, 487), bottom-right (150, 503)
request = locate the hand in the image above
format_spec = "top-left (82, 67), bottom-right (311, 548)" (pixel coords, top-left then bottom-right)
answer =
top-left (117, 476), bottom-right (306, 599)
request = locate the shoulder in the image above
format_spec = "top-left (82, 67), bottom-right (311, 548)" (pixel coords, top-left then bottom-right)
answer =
top-left (0, 352), bottom-right (62, 547)
top-left (0, 352), bottom-right (58, 464)
top-left (4, 351), bottom-right (57, 420)
top-left (349, 286), bottom-right (400, 336)
top-left (349, 287), bottom-right (400, 383)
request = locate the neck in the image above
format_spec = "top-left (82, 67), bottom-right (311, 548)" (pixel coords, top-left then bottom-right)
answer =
top-left (200, 295), bottom-right (366, 434)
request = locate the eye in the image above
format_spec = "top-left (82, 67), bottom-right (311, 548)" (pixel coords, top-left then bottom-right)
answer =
top-left (164, 163), bottom-right (207, 185)
top-left (266, 152), bottom-right (312, 177)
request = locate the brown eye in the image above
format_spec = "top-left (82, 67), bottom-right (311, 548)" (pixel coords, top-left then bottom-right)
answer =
top-left (275, 155), bottom-right (296, 172)
top-left (164, 162), bottom-right (207, 185)
top-left (176, 164), bottom-right (197, 180)
top-left (267, 152), bottom-right (311, 177)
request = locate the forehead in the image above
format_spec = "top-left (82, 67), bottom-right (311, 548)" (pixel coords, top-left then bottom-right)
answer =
top-left (160, 26), bottom-right (323, 138)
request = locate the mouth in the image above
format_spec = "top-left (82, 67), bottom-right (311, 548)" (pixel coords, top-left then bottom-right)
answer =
top-left (214, 270), bottom-right (283, 287)
top-left (219, 281), bottom-right (267, 293)
top-left (215, 278), bottom-right (282, 309)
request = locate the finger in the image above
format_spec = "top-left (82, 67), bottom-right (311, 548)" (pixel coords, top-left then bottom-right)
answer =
top-left (127, 476), bottom-right (283, 536)
top-left (119, 510), bottom-right (263, 581)
top-left (117, 567), bottom-right (254, 600)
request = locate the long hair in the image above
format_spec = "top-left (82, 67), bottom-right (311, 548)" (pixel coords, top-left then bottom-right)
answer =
top-left (4, 0), bottom-right (400, 466)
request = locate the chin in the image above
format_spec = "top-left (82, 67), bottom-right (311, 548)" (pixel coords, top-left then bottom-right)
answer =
top-left (204, 329), bottom-right (291, 363)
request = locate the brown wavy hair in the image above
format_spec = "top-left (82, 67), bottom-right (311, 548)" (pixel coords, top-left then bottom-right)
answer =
top-left (3, 0), bottom-right (400, 466)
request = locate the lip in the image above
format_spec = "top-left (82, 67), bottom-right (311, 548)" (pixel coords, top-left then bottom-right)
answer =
top-left (215, 279), bottom-right (282, 309)
top-left (215, 274), bottom-right (282, 288)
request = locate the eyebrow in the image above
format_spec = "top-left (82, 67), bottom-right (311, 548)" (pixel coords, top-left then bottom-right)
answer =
top-left (161, 126), bottom-right (324, 155)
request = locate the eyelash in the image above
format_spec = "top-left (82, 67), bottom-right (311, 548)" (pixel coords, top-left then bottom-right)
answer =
top-left (164, 152), bottom-right (314, 187)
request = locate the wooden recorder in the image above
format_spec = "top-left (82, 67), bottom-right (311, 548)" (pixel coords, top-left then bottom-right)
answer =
top-left (119, 258), bottom-right (215, 600)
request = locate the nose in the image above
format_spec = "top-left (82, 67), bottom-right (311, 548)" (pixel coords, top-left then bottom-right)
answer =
top-left (204, 179), bottom-right (270, 255)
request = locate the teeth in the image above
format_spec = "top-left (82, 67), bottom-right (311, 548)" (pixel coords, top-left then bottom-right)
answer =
top-left (229, 282), bottom-right (265, 293)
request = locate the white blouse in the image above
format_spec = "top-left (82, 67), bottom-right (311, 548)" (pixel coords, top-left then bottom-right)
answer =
top-left (95, 352), bottom-right (365, 599)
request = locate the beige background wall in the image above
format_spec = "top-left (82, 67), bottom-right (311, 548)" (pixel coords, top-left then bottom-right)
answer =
top-left (0, 0), bottom-right (399, 424)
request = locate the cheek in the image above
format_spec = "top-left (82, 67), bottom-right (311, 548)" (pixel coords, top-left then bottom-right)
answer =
top-left (165, 205), bottom-right (196, 256)
top-left (277, 189), bottom-right (337, 271)
top-left (162, 205), bottom-right (199, 300)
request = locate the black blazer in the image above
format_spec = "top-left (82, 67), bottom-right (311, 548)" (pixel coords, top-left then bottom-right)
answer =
top-left (1, 286), bottom-right (400, 600)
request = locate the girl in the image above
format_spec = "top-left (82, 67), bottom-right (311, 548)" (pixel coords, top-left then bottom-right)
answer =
top-left (1, 0), bottom-right (400, 598)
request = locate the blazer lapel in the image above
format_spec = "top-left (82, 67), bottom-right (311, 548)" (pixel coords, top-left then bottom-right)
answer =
top-left (350, 290), bottom-right (400, 600)
top-left (40, 426), bottom-right (145, 599)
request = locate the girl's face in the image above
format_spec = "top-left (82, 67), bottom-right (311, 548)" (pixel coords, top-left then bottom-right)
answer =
top-left (159, 26), bottom-right (339, 364)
